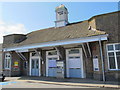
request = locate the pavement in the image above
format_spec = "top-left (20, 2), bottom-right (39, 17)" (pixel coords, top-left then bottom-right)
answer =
top-left (1, 80), bottom-right (94, 88)
top-left (3, 76), bottom-right (120, 89)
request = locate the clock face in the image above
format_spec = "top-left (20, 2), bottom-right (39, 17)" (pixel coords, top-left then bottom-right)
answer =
top-left (58, 11), bottom-right (63, 15)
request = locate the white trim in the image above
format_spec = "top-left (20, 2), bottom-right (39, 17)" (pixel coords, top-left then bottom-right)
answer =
top-left (55, 47), bottom-right (62, 59)
top-left (46, 50), bottom-right (59, 77)
top-left (87, 42), bottom-right (92, 57)
top-left (29, 52), bottom-right (41, 76)
top-left (3, 35), bottom-right (108, 52)
top-left (16, 52), bottom-right (27, 60)
top-left (106, 43), bottom-right (120, 70)
top-left (16, 49), bottom-right (28, 52)
top-left (34, 48), bottom-right (43, 61)
top-left (29, 53), bottom-right (31, 76)
top-left (81, 48), bottom-right (85, 78)
top-left (106, 43), bottom-right (120, 46)
top-left (81, 44), bottom-right (87, 58)
top-left (66, 48), bottom-right (85, 78)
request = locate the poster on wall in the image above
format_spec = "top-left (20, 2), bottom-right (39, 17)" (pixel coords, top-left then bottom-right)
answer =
top-left (13, 61), bottom-right (19, 71)
top-left (14, 61), bottom-right (19, 67)
top-left (93, 58), bottom-right (99, 71)
top-left (48, 60), bottom-right (57, 68)
top-left (69, 59), bottom-right (81, 68)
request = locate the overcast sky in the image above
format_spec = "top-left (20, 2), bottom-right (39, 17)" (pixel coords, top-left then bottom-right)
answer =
top-left (0, 2), bottom-right (118, 43)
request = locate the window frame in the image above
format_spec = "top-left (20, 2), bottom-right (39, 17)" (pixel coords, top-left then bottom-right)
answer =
top-left (107, 43), bottom-right (120, 70)
top-left (46, 50), bottom-right (59, 76)
top-left (4, 53), bottom-right (11, 69)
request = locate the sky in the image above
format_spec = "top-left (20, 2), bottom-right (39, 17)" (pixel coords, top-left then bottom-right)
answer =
top-left (0, 2), bottom-right (118, 43)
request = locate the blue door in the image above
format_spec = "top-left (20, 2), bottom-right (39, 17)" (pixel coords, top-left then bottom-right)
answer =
top-left (48, 58), bottom-right (58, 77)
top-left (31, 59), bottom-right (39, 76)
top-left (68, 56), bottom-right (82, 78)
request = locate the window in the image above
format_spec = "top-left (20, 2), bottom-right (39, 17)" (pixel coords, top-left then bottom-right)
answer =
top-left (69, 56), bottom-right (80, 59)
top-left (48, 51), bottom-right (57, 56)
top-left (68, 49), bottom-right (80, 54)
top-left (31, 52), bottom-right (38, 57)
top-left (58, 11), bottom-right (63, 15)
top-left (108, 52), bottom-right (116, 69)
top-left (107, 43), bottom-right (120, 70)
top-left (115, 44), bottom-right (120, 50)
top-left (32, 60), bottom-right (35, 69)
top-left (116, 52), bottom-right (120, 69)
top-left (108, 45), bottom-right (114, 51)
top-left (4, 53), bottom-right (11, 69)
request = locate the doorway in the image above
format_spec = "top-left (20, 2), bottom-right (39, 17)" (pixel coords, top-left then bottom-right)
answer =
top-left (30, 52), bottom-right (41, 76)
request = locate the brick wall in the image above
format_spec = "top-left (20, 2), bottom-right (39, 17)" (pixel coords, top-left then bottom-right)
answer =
top-left (90, 12), bottom-right (119, 43)
top-left (89, 12), bottom-right (120, 81)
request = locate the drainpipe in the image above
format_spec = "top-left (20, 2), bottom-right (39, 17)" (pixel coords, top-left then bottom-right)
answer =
top-left (99, 37), bottom-right (105, 82)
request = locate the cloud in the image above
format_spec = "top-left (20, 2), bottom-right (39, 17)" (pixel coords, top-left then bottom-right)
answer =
top-left (0, 20), bottom-right (27, 43)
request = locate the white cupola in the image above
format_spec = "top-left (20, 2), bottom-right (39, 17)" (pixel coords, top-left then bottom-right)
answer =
top-left (55, 4), bottom-right (68, 27)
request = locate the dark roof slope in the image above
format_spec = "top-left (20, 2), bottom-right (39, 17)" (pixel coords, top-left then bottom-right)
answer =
top-left (3, 20), bottom-right (106, 48)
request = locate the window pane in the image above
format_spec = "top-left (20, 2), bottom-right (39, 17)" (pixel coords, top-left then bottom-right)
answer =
top-left (75, 56), bottom-right (80, 59)
top-left (108, 45), bottom-right (114, 51)
top-left (48, 51), bottom-right (57, 55)
top-left (108, 52), bottom-right (114, 57)
top-left (109, 57), bottom-right (116, 69)
top-left (108, 52), bottom-right (116, 69)
top-left (32, 52), bottom-right (38, 56)
top-left (5, 53), bottom-right (11, 69)
top-left (52, 58), bottom-right (58, 60)
top-left (69, 56), bottom-right (80, 59)
top-left (115, 44), bottom-right (120, 50)
top-left (116, 52), bottom-right (120, 69)
top-left (48, 58), bottom-right (57, 60)
top-left (5, 59), bottom-right (7, 68)
top-left (69, 57), bottom-right (74, 59)
top-left (36, 60), bottom-right (39, 69)
top-left (6, 55), bottom-right (8, 57)
top-left (69, 49), bottom-right (80, 54)
top-left (8, 60), bottom-right (10, 68)
top-left (32, 60), bottom-right (34, 68)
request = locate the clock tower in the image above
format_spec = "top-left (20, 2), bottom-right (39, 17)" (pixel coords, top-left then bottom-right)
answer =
top-left (55, 4), bottom-right (68, 27)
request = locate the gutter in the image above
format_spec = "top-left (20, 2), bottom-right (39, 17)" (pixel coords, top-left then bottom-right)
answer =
top-left (3, 34), bottom-right (108, 52)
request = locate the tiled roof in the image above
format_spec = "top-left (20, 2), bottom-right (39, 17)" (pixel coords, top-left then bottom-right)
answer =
top-left (3, 20), bottom-right (106, 48)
